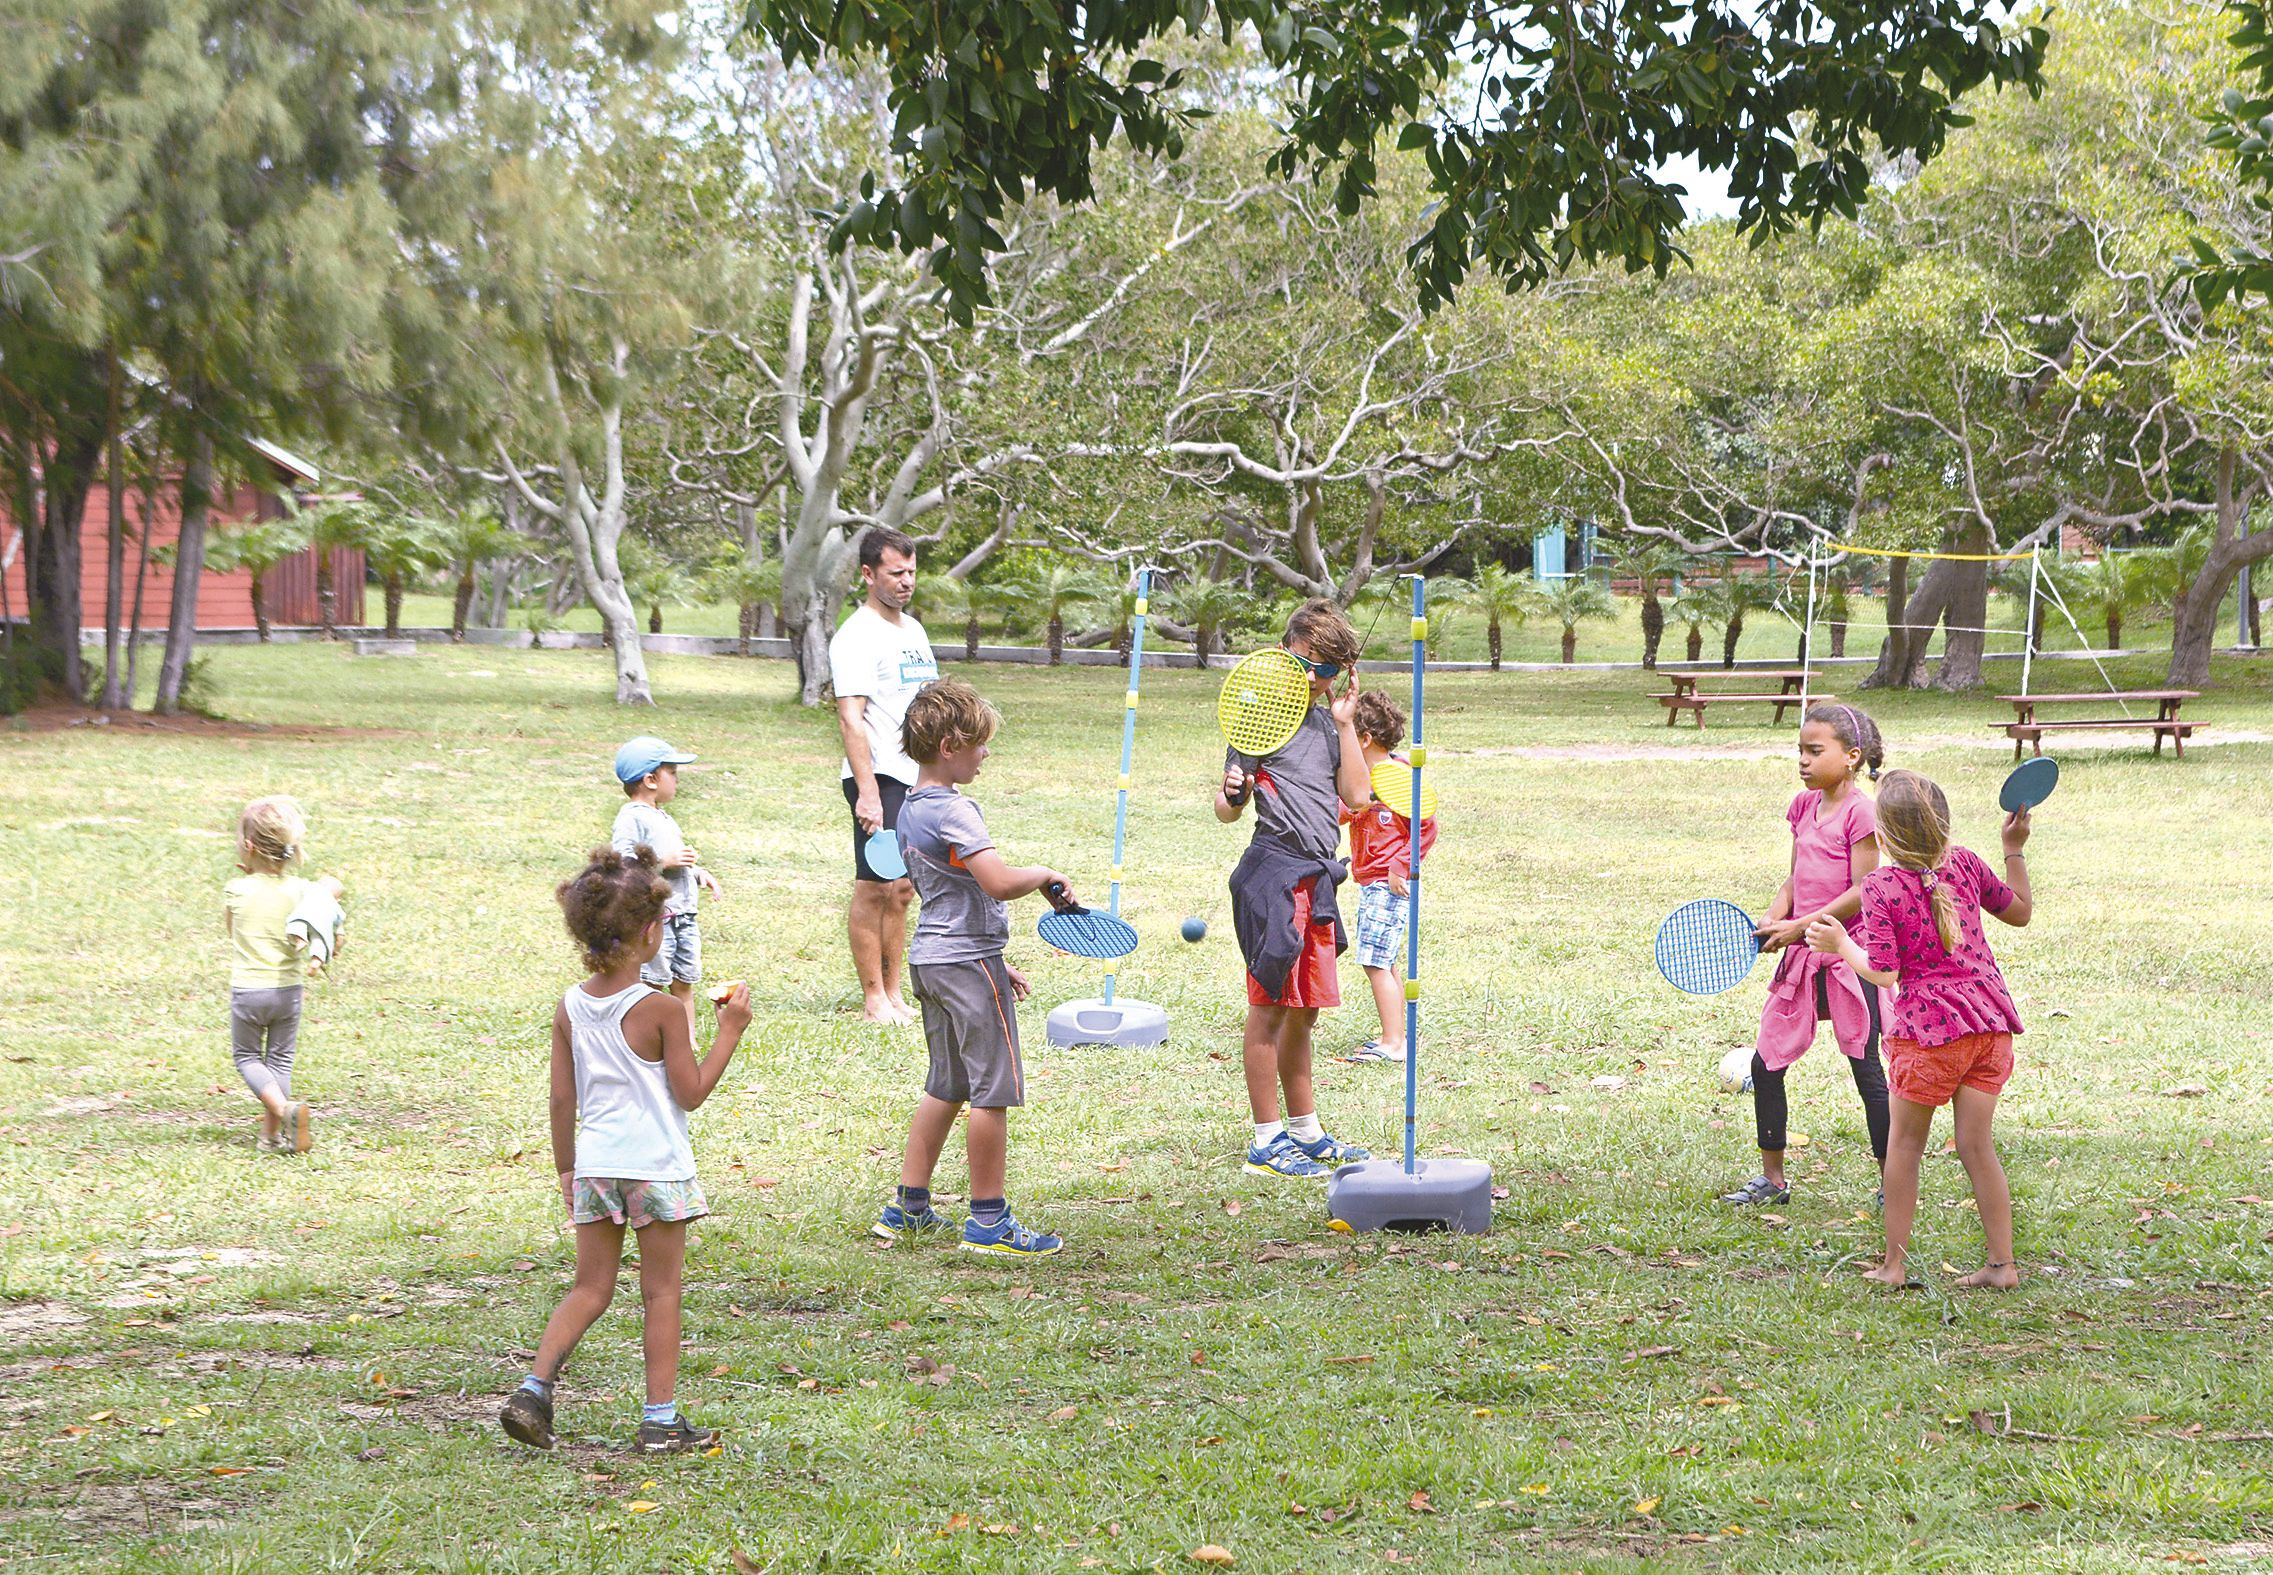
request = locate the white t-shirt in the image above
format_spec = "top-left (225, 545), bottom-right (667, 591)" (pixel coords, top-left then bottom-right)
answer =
top-left (828, 602), bottom-right (937, 785)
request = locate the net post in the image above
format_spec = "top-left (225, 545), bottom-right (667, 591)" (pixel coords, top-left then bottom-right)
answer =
top-left (1103, 568), bottom-right (1150, 1007)
top-left (1404, 574), bottom-right (1424, 1177)
top-left (1800, 546), bottom-right (1819, 712)
top-left (2021, 547), bottom-right (2040, 699)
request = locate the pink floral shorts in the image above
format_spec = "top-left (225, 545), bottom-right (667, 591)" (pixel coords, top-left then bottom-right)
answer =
top-left (571, 1175), bottom-right (709, 1230)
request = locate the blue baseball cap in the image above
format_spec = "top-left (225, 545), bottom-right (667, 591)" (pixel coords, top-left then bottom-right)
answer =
top-left (614, 735), bottom-right (697, 784)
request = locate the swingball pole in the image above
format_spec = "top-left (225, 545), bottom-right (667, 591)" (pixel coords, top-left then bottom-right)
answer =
top-left (1402, 572), bottom-right (1425, 1175)
top-left (1044, 568), bottom-right (1171, 1048)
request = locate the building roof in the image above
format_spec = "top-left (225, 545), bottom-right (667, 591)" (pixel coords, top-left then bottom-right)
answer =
top-left (246, 437), bottom-right (320, 484)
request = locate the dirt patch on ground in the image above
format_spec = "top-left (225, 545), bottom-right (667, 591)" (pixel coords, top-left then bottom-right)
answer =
top-left (1, 1474), bottom-right (248, 1543)
top-left (7, 704), bottom-right (406, 742)
top-left (0, 1301), bottom-right (89, 1342)
top-left (337, 1391), bottom-right (502, 1429)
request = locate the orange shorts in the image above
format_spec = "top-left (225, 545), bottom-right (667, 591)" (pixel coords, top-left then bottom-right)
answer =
top-left (1886, 1032), bottom-right (2014, 1107)
top-left (1245, 881), bottom-right (1342, 1009)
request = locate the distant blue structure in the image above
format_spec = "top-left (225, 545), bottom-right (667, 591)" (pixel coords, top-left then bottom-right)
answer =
top-left (1533, 527), bottom-right (1565, 582)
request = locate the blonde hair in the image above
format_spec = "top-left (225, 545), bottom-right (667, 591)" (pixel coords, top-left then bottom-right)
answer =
top-left (238, 795), bottom-right (308, 873)
top-left (1874, 770), bottom-right (1959, 952)
top-left (901, 677), bottom-right (1001, 765)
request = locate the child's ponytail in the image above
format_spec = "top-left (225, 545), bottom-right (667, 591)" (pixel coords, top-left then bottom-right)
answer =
top-left (1874, 770), bottom-right (1959, 951)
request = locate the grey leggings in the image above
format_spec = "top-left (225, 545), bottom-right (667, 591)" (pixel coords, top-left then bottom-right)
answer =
top-left (231, 987), bottom-right (303, 1102)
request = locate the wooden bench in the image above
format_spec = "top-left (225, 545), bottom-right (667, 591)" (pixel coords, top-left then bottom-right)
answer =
top-left (1650, 690), bottom-right (1834, 728)
top-left (1997, 691), bottom-right (2199, 759)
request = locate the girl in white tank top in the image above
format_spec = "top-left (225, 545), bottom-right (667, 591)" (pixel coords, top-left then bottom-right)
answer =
top-left (501, 848), bottom-right (751, 1457)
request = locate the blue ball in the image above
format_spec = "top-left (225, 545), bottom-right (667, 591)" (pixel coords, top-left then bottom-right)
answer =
top-left (1180, 917), bottom-right (1207, 943)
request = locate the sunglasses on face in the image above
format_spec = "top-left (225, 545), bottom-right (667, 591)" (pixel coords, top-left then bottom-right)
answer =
top-left (1289, 653), bottom-right (1342, 681)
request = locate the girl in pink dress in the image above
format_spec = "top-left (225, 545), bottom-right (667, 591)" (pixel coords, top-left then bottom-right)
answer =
top-left (1807, 770), bottom-right (2034, 1290)
top-left (1721, 705), bottom-right (1890, 1210)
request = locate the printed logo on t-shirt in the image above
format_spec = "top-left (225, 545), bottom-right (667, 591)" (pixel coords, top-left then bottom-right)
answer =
top-left (898, 651), bottom-right (938, 686)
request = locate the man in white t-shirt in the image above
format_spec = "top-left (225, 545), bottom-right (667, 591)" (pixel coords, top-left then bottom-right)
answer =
top-left (828, 527), bottom-right (938, 1024)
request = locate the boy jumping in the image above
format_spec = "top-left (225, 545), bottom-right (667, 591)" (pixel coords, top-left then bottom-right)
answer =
top-left (1215, 598), bottom-right (1375, 1179)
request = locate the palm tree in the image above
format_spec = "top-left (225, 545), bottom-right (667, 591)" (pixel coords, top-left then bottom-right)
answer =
top-left (1166, 576), bottom-right (1247, 665)
top-left (708, 554), bottom-right (785, 657)
top-left (1670, 589), bottom-right (1714, 664)
top-left (362, 515), bottom-right (446, 638)
top-left (202, 515), bottom-right (308, 643)
top-left (1539, 576), bottom-right (1618, 664)
top-left (296, 498), bottom-right (372, 639)
top-left (1096, 576), bottom-right (1147, 663)
top-left (1459, 563), bottom-right (1537, 670)
top-left (1822, 564), bottom-right (1856, 659)
top-left (1714, 572), bottom-right (1774, 668)
top-left (1017, 562), bottom-right (1109, 665)
top-left (428, 504), bottom-right (518, 641)
top-left (2068, 552), bottom-right (2142, 651)
top-left (1612, 542), bottom-right (1683, 669)
top-left (627, 556), bottom-right (694, 635)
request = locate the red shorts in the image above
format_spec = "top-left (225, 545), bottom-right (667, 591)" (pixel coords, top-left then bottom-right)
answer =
top-left (1886, 1032), bottom-right (2014, 1107)
top-left (1245, 881), bottom-right (1342, 1009)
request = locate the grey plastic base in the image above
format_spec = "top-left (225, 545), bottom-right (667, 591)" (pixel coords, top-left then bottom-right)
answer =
top-left (1044, 997), bottom-right (1170, 1048)
top-left (1326, 1157), bottom-right (1495, 1235)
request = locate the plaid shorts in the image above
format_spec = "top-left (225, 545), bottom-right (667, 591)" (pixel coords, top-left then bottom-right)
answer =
top-left (572, 1175), bottom-right (709, 1230)
top-left (1353, 881), bottom-right (1409, 971)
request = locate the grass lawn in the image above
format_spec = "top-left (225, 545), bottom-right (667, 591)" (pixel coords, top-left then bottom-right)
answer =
top-left (3, 641), bottom-right (2270, 1572)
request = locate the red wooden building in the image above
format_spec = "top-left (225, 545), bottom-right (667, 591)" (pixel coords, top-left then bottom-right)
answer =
top-left (1, 439), bottom-right (363, 631)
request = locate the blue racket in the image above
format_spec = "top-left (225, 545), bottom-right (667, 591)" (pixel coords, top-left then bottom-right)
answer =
top-left (1654, 899), bottom-right (1763, 995)
top-left (2000, 756), bottom-right (2058, 812)
top-left (864, 827), bottom-right (906, 880)
top-left (1035, 882), bottom-right (1139, 960)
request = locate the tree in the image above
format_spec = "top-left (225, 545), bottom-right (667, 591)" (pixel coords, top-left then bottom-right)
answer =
top-left (621, 542), bottom-right (696, 636)
top-left (1671, 590), bottom-right (1713, 664)
top-left (1458, 563), bottom-right (1536, 671)
top-left (296, 501), bottom-right (371, 642)
top-left (202, 515), bottom-right (308, 644)
top-left (2070, 552), bottom-right (2144, 653)
top-left (1015, 562), bottom-right (1107, 665)
top-left (363, 515), bottom-right (444, 639)
top-left (747, 1), bottom-right (2047, 323)
top-left (1611, 541), bottom-right (1682, 669)
top-left (1166, 577), bottom-right (1247, 665)
top-left (429, 504), bottom-right (519, 642)
top-left (1714, 574), bottom-right (1775, 668)
top-left (1539, 577), bottom-right (1618, 665)
top-left (708, 552), bottom-right (784, 657)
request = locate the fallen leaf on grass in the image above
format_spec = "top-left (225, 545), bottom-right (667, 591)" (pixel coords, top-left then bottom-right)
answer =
top-left (1408, 1490), bottom-right (1435, 1513)
top-left (208, 1466), bottom-right (251, 1477)
top-left (1697, 1396), bottom-right (1739, 1409)
top-left (1190, 1544), bottom-right (1235, 1566)
top-left (1996, 1502), bottom-right (2044, 1514)
top-left (627, 1501), bottom-right (658, 1514)
top-left (2163, 1084), bottom-right (2209, 1098)
top-left (1325, 1354), bottom-right (1375, 1365)
top-left (937, 1513), bottom-right (971, 1535)
top-left (1519, 1483), bottom-right (1549, 1496)
top-left (1634, 1497), bottom-right (1661, 1518)
top-left (1047, 1406), bottom-right (1079, 1421)
top-left (1222, 1199), bottom-right (1242, 1217)
top-left (732, 1553), bottom-right (763, 1574)
top-left (1625, 1346), bottom-right (1680, 1363)
top-left (1590, 1075), bottom-right (1626, 1091)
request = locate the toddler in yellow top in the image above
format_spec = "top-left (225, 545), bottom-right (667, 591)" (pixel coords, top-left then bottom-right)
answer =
top-left (222, 796), bottom-right (345, 1155)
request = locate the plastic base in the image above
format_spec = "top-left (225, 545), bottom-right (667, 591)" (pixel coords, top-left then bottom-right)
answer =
top-left (1326, 1156), bottom-right (1495, 1235)
top-left (1044, 997), bottom-right (1170, 1048)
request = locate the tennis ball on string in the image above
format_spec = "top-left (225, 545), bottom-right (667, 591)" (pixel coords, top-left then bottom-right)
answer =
top-left (1180, 917), bottom-right (1207, 943)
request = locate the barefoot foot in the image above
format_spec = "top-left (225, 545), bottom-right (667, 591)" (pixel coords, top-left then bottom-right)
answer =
top-left (1863, 1262), bottom-right (1914, 1288)
top-left (1956, 1261), bottom-right (2020, 1290)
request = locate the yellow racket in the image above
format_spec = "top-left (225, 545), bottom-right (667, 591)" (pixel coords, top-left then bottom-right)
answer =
top-left (1369, 758), bottom-right (1438, 820)
top-left (1216, 648), bottom-right (1313, 758)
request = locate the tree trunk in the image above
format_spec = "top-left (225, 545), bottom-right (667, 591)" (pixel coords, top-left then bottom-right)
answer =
top-left (737, 604), bottom-right (753, 658)
top-left (1639, 594), bottom-right (1662, 669)
top-left (1488, 617), bottom-right (1503, 671)
top-left (649, 603), bottom-right (663, 635)
top-left (1560, 626), bottom-right (1576, 664)
top-left (2106, 609), bottom-right (2122, 652)
top-left (384, 577), bottom-right (405, 637)
top-left (1196, 622), bottom-right (1217, 664)
top-left (1048, 614), bottom-right (1063, 665)
top-left (1868, 556), bottom-right (1912, 687)
top-left (2167, 458), bottom-right (2273, 687)
top-left (251, 568), bottom-right (272, 643)
top-left (452, 569), bottom-right (475, 640)
top-left (1829, 618), bottom-right (1847, 659)
top-left (1722, 611), bottom-right (1745, 668)
top-left (1685, 625), bottom-right (1704, 663)
top-left (32, 427), bottom-right (98, 700)
top-left (101, 354), bottom-right (126, 708)
top-left (124, 457), bottom-right (157, 704)
top-left (155, 432), bottom-right (214, 715)
top-left (965, 612), bottom-right (981, 662)
top-left (1934, 529), bottom-right (1991, 691)
top-left (316, 550), bottom-right (337, 639)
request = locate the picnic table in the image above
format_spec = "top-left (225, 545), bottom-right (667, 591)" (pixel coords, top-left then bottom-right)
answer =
top-left (1998, 691), bottom-right (2200, 759)
top-left (1649, 670), bottom-right (1826, 728)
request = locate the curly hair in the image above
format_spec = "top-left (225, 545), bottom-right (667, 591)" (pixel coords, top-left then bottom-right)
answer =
top-left (1803, 702), bottom-right (1886, 780)
top-left (238, 795), bottom-right (308, 872)
top-left (901, 676), bottom-right (1001, 765)
top-left (1352, 691), bottom-right (1405, 750)
top-left (1874, 770), bottom-right (1960, 952)
top-left (1284, 598), bottom-right (1361, 670)
top-left (558, 846), bottom-right (671, 974)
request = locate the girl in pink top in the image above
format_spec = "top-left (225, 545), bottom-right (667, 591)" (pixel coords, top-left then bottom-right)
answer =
top-left (1721, 705), bottom-right (1889, 1211)
top-left (1807, 769), bottom-right (2036, 1291)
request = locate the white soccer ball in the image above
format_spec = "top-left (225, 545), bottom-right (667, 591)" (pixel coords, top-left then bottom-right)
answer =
top-left (1717, 1045), bottom-right (1755, 1094)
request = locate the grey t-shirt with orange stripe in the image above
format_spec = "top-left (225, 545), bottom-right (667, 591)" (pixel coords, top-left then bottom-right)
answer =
top-left (898, 784), bottom-right (1010, 963)
top-left (1226, 702), bottom-right (1343, 861)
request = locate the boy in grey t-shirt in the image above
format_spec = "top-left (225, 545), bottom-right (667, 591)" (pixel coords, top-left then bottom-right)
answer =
top-left (874, 679), bottom-right (1074, 1259)
top-left (610, 735), bottom-right (720, 1032)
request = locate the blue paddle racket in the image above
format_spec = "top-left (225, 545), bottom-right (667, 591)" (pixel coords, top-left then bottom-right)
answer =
top-left (1035, 881), bottom-right (1139, 960)
top-left (2000, 756), bottom-right (2058, 813)
top-left (1654, 899), bottom-right (1763, 996)
top-left (864, 827), bottom-right (906, 881)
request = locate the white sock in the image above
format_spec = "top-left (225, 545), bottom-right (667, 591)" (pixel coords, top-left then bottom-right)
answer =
top-left (1253, 1120), bottom-right (1286, 1149)
top-left (1286, 1112), bottom-right (1324, 1144)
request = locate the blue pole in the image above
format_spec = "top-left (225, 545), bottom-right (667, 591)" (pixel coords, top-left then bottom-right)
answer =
top-left (1404, 575), bottom-right (1425, 1175)
top-left (1102, 569), bottom-right (1149, 1007)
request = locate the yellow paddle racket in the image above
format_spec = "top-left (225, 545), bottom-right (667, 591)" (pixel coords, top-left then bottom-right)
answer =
top-left (1216, 648), bottom-right (1313, 758)
top-left (1369, 758), bottom-right (1438, 820)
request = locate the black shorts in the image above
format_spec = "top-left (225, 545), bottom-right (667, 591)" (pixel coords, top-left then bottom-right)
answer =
top-left (845, 774), bottom-right (912, 883)
top-left (909, 957), bottom-right (1024, 1108)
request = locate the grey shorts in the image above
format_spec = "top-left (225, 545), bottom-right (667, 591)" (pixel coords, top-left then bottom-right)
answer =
top-left (909, 957), bottom-right (1024, 1109)
top-left (640, 912), bottom-right (701, 987)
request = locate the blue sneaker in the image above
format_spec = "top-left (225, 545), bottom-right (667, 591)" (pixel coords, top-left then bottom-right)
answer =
top-left (959, 1212), bottom-right (1064, 1257)
top-left (1244, 1132), bottom-right (1330, 1180)
top-left (1290, 1129), bottom-right (1371, 1166)
top-left (872, 1200), bottom-right (950, 1242)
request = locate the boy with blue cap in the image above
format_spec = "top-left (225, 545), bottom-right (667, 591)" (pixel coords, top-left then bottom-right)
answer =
top-left (611, 736), bottom-right (720, 1030)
